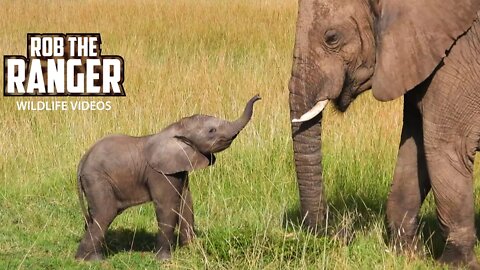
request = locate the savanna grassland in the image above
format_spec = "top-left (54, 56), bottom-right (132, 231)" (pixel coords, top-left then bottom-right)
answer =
top-left (1, 1), bottom-right (479, 269)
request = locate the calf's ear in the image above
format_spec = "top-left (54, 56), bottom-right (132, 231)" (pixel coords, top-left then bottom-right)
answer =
top-left (144, 135), bottom-right (215, 175)
top-left (372, 0), bottom-right (480, 101)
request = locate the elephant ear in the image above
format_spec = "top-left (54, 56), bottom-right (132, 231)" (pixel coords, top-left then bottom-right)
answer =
top-left (372, 0), bottom-right (480, 101)
top-left (144, 135), bottom-right (215, 175)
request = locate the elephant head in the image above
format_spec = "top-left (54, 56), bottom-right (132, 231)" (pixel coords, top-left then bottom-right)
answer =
top-left (289, 0), bottom-right (480, 231)
top-left (145, 94), bottom-right (261, 175)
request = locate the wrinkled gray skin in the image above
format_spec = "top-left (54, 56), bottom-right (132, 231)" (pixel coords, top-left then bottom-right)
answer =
top-left (289, 0), bottom-right (480, 268)
top-left (75, 95), bottom-right (260, 261)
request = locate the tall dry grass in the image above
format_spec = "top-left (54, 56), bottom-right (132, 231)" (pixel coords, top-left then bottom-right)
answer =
top-left (0, 1), bottom-right (478, 269)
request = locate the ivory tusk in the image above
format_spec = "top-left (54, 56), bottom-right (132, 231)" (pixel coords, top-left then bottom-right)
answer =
top-left (292, 100), bottom-right (329, 123)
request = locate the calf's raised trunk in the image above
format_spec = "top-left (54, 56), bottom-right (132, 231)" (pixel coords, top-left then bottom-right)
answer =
top-left (228, 94), bottom-right (261, 135)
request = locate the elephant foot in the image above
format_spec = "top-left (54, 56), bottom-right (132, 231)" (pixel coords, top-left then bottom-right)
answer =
top-left (75, 250), bottom-right (104, 261)
top-left (156, 250), bottom-right (172, 260)
top-left (439, 255), bottom-right (480, 270)
top-left (390, 235), bottom-right (425, 257)
top-left (439, 246), bottom-right (479, 270)
top-left (302, 219), bottom-right (326, 236)
top-left (466, 260), bottom-right (480, 270)
top-left (179, 231), bottom-right (196, 246)
top-left (179, 236), bottom-right (194, 246)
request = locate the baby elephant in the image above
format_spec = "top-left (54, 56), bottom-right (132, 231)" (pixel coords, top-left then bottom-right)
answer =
top-left (75, 95), bottom-right (261, 261)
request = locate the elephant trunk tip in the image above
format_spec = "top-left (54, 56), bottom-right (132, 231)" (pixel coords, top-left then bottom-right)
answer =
top-left (251, 94), bottom-right (261, 103)
top-left (243, 94), bottom-right (261, 119)
top-left (229, 94), bottom-right (261, 134)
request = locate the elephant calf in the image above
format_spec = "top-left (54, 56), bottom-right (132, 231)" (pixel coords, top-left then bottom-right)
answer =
top-left (75, 95), bottom-right (260, 261)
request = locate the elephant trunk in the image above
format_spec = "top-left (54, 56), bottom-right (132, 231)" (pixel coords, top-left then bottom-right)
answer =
top-left (228, 94), bottom-right (261, 135)
top-left (289, 74), bottom-right (326, 233)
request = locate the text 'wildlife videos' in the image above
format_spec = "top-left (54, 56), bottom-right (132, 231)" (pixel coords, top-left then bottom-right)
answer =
top-left (16, 100), bottom-right (112, 111)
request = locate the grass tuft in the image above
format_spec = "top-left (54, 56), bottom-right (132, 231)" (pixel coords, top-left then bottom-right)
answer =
top-left (1, 0), bottom-right (478, 269)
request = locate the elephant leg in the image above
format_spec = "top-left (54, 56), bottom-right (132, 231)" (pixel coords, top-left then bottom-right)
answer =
top-left (147, 173), bottom-right (182, 260)
top-left (423, 137), bottom-right (478, 268)
top-left (75, 179), bottom-right (118, 261)
top-left (178, 176), bottom-right (195, 246)
top-left (386, 92), bottom-right (431, 254)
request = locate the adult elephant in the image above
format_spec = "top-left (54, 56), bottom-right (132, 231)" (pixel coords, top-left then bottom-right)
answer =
top-left (289, 0), bottom-right (480, 267)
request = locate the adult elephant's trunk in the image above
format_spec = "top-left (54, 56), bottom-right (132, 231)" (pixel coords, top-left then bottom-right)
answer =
top-left (289, 74), bottom-right (326, 233)
top-left (228, 94), bottom-right (261, 135)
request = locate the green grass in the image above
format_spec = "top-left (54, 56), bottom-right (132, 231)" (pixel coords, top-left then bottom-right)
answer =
top-left (1, 0), bottom-right (479, 269)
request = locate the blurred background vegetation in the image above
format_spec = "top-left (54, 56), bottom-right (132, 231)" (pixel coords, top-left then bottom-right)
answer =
top-left (1, 0), bottom-right (478, 269)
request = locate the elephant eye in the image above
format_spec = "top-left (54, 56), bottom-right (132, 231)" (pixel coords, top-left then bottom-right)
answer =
top-left (324, 30), bottom-right (341, 47)
top-left (209, 128), bottom-right (216, 133)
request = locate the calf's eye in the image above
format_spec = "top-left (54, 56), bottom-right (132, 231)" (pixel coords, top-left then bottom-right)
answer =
top-left (209, 128), bottom-right (216, 133)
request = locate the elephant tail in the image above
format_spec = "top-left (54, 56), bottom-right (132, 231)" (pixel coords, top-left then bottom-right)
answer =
top-left (77, 155), bottom-right (91, 226)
